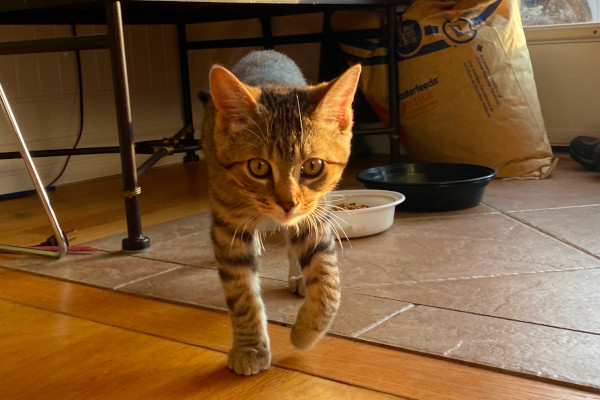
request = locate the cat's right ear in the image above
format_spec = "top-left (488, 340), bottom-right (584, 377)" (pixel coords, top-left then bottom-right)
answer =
top-left (209, 66), bottom-right (260, 126)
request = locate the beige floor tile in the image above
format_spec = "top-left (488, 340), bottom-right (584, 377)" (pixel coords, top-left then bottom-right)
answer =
top-left (3, 251), bottom-right (182, 289)
top-left (360, 306), bottom-right (600, 389)
top-left (355, 268), bottom-right (600, 333)
top-left (0, 253), bottom-right (58, 269)
top-left (125, 228), bottom-right (293, 282)
top-left (133, 231), bottom-right (216, 269)
top-left (126, 224), bottom-right (384, 286)
top-left (120, 265), bottom-right (413, 339)
top-left (119, 265), bottom-right (227, 310)
top-left (338, 212), bottom-right (600, 285)
top-left (483, 155), bottom-right (600, 212)
top-left (509, 205), bottom-right (600, 256)
top-left (87, 213), bottom-right (212, 253)
top-left (261, 282), bottom-right (414, 338)
top-left (330, 293), bottom-right (413, 338)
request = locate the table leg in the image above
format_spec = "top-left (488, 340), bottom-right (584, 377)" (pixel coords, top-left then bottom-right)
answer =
top-left (105, 0), bottom-right (149, 252)
top-left (387, 4), bottom-right (401, 163)
top-left (177, 23), bottom-right (200, 163)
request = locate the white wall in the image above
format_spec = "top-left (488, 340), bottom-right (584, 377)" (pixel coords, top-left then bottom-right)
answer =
top-left (0, 24), bottom-right (184, 195)
top-left (526, 25), bottom-right (600, 146)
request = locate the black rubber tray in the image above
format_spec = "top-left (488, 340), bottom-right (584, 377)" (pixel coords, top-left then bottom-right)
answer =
top-left (357, 163), bottom-right (497, 212)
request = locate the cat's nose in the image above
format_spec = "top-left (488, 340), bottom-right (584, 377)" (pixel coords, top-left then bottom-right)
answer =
top-left (278, 201), bottom-right (296, 213)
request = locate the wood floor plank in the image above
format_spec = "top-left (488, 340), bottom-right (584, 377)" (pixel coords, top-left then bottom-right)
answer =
top-left (0, 163), bottom-right (210, 246)
top-left (0, 268), bottom-right (597, 400)
top-left (0, 299), bottom-right (399, 400)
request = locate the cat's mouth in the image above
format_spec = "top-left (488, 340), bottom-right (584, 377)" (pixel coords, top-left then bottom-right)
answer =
top-left (269, 212), bottom-right (304, 227)
top-left (265, 203), bottom-right (309, 227)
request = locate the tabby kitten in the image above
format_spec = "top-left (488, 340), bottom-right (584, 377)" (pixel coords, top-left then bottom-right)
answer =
top-left (202, 50), bottom-right (361, 376)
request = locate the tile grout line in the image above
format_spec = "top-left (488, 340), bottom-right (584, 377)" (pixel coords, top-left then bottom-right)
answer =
top-left (343, 264), bottom-right (600, 289)
top-left (113, 265), bottom-right (185, 290)
top-left (356, 293), bottom-right (600, 337)
top-left (505, 204), bottom-right (600, 213)
top-left (486, 204), bottom-right (600, 263)
top-left (352, 303), bottom-right (415, 338)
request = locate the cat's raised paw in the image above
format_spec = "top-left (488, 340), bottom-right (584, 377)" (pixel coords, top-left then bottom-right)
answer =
top-left (227, 345), bottom-right (271, 376)
top-left (290, 324), bottom-right (323, 350)
top-left (288, 275), bottom-right (306, 296)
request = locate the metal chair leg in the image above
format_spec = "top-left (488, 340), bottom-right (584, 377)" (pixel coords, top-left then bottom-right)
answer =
top-left (0, 81), bottom-right (67, 258)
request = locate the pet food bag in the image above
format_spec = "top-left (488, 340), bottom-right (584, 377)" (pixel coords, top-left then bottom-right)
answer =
top-left (397, 0), bottom-right (557, 178)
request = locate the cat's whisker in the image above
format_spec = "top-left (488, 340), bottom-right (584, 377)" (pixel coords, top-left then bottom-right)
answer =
top-left (325, 193), bottom-right (347, 200)
top-left (296, 94), bottom-right (304, 136)
top-left (304, 213), bottom-right (315, 240)
top-left (317, 214), bottom-right (342, 253)
top-left (256, 105), bottom-right (272, 142)
top-left (233, 137), bottom-right (263, 151)
top-left (230, 213), bottom-right (247, 249)
top-left (236, 113), bottom-right (269, 145)
top-left (255, 221), bottom-right (269, 254)
top-left (230, 210), bottom-right (262, 252)
top-left (312, 211), bottom-right (327, 244)
top-left (327, 215), bottom-right (350, 248)
top-left (239, 125), bottom-right (267, 147)
top-left (306, 213), bottom-right (322, 252)
top-left (246, 212), bottom-right (265, 256)
top-left (292, 222), bottom-right (300, 236)
top-left (303, 212), bottom-right (317, 242)
top-left (238, 121), bottom-right (265, 139)
top-left (314, 205), bottom-right (350, 249)
top-left (307, 205), bottom-right (336, 252)
top-left (321, 206), bottom-right (350, 231)
top-left (313, 213), bottom-right (322, 243)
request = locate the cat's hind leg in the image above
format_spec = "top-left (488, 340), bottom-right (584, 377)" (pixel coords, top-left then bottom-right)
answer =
top-left (287, 225), bottom-right (340, 350)
top-left (287, 236), bottom-right (306, 296)
top-left (211, 213), bottom-right (271, 375)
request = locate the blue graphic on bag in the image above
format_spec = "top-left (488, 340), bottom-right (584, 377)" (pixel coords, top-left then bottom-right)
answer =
top-left (398, 20), bottom-right (422, 55)
top-left (397, 0), bottom-right (502, 61)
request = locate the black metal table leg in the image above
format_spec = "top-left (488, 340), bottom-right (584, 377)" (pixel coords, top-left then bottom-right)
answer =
top-left (177, 23), bottom-right (200, 163)
top-left (387, 4), bottom-right (401, 163)
top-left (105, 0), bottom-right (150, 252)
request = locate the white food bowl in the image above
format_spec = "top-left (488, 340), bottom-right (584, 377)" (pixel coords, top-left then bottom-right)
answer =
top-left (325, 189), bottom-right (405, 238)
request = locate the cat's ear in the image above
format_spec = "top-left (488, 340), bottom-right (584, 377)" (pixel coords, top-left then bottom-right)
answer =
top-left (313, 64), bottom-right (362, 130)
top-left (209, 66), bottom-right (260, 124)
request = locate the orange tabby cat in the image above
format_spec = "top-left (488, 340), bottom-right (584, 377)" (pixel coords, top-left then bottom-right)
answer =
top-left (202, 50), bottom-right (361, 375)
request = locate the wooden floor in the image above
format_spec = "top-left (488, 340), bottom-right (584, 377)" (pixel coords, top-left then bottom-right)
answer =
top-left (1, 160), bottom-right (599, 400)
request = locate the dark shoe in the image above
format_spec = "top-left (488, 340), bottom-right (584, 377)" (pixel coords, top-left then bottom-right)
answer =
top-left (570, 136), bottom-right (600, 170)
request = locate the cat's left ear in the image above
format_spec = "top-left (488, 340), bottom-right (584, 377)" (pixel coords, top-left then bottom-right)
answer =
top-left (314, 64), bottom-right (362, 131)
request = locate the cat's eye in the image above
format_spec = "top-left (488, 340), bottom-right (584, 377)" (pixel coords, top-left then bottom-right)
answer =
top-left (248, 158), bottom-right (271, 178)
top-left (301, 159), bottom-right (324, 178)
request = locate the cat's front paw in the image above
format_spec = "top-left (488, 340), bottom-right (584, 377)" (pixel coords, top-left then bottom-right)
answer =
top-left (290, 324), bottom-right (323, 350)
top-left (288, 275), bottom-right (306, 296)
top-left (227, 345), bottom-right (271, 376)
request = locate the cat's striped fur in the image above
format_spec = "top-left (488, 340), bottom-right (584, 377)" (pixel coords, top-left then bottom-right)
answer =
top-left (202, 50), bottom-right (361, 375)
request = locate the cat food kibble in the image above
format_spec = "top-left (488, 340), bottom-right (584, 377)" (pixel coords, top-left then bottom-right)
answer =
top-left (335, 203), bottom-right (369, 210)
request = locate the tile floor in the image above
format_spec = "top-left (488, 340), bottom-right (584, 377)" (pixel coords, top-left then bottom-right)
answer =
top-left (3, 153), bottom-right (600, 389)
